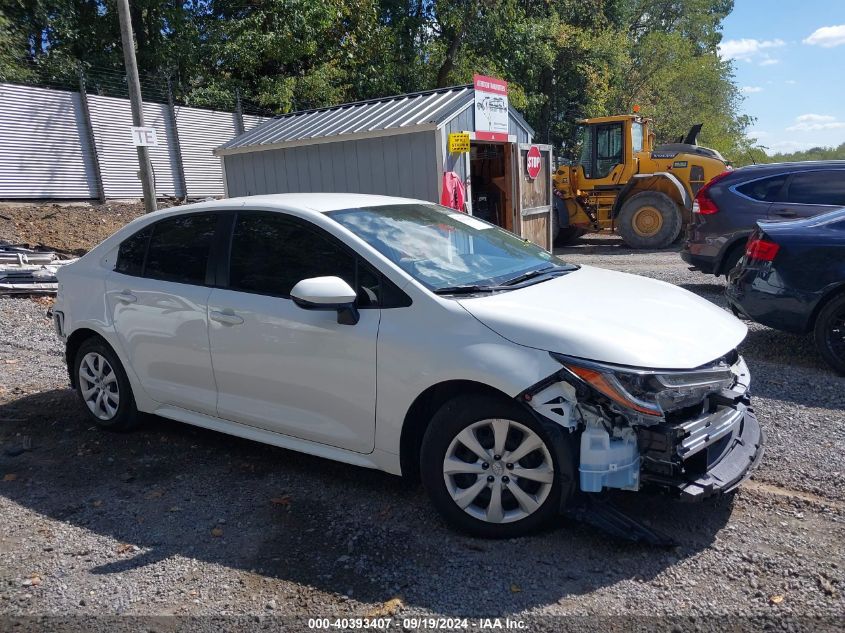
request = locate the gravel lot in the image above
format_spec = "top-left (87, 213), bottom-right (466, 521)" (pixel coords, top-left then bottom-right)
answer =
top-left (1, 228), bottom-right (843, 631)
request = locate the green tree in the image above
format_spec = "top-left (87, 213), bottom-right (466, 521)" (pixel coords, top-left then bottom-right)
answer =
top-left (0, 10), bottom-right (33, 82)
top-left (0, 0), bottom-right (757, 161)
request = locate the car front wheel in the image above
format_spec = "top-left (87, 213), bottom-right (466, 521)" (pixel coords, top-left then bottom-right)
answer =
top-left (74, 337), bottom-right (141, 431)
top-left (420, 394), bottom-right (569, 538)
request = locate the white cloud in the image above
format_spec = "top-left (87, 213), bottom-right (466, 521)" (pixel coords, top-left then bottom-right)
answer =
top-left (784, 79), bottom-right (797, 85)
top-left (718, 38), bottom-right (785, 61)
top-left (741, 86), bottom-right (764, 94)
top-left (796, 114), bottom-right (836, 123)
top-left (803, 24), bottom-right (845, 48)
top-left (759, 58), bottom-right (780, 66)
top-left (786, 113), bottom-right (845, 131)
top-left (766, 140), bottom-right (816, 154)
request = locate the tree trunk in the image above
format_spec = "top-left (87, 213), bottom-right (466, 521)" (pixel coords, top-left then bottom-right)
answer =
top-left (435, 1), bottom-right (474, 88)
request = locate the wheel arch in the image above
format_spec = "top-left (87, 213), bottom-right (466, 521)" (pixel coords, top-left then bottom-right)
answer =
top-left (399, 379), bottom-right (513, 482)
top-left (612, 173), bottom-right (690, 219)
top-left (65, 328), bottom-right (106, 388)
top-left (716, 235), bottom-right (751, 276)
top-left (807, 282), bottom-right (845, 333)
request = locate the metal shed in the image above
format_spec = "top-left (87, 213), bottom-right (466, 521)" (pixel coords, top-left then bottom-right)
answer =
top-left (215, 83), bottom-right (555, 249)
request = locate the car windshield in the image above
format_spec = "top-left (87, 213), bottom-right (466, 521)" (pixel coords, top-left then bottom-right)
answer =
top-left (327, 203), bottom-right (576, 292)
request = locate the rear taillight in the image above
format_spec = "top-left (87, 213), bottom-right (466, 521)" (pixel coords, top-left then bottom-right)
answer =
top-left (693, 170), bottom-right (732, 215)
top-left (745, 235), bottom-right (780, 262)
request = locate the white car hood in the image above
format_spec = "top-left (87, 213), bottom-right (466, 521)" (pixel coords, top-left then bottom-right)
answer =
top-left (457, 265), bottom-right (747, 369)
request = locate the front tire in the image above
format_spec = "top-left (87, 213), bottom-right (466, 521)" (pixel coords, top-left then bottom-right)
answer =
top-left (814, 293), bottom-right (845, 375)
top-left (617, 192), bottom-right (682, 249)
top-left (74, 337), bottom-right (141, 431)
top-left (420, 394), bottom-right (569, 538)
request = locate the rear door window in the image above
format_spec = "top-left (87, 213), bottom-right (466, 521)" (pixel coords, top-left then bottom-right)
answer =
top-left (736, 175), bottom-right (788, 202)
top-left (786, 171), bottom-right (845, 206)
top-left (144, 213), bottom-right (218, 285)
top-left (115, 226), bottom-right (151, 276)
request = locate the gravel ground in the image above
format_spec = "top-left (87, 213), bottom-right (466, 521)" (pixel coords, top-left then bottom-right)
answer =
top-left (0, 230), bottom-right (843, 631)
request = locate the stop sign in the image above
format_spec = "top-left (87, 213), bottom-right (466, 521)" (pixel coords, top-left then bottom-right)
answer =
top-left (526, 145), bottom-right (542, 179)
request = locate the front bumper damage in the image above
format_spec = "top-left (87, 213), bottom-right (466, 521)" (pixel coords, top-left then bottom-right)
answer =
top-left (636, 402), bottom-right (764, 499)
top-left (524, 353), bottom-right (764, 502)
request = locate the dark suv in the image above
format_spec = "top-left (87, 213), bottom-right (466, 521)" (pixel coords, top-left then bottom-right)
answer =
top-left (681, 161), bottom-right (845, 276)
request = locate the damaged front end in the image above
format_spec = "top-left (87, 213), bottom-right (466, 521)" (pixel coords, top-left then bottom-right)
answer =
top-left (523, 350), bottom-right (764, 501)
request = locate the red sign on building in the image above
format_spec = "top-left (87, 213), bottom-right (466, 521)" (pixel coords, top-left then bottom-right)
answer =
top-left (526, 145), bottom-right (542, 179)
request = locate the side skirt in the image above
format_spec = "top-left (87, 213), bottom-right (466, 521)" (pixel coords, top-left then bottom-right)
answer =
top-left (152, 405), bottom-right (403, 475)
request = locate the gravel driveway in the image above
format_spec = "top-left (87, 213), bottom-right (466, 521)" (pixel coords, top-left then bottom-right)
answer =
top-left (1, 233), bottom-right (842, 631)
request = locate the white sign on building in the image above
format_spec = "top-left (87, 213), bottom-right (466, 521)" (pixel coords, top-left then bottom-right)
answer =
top-left (473, 74), bottom-right (509, 141)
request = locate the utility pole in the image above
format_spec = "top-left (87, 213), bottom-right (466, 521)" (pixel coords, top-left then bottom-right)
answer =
top-left (117, 0), bottom-right (156, 213)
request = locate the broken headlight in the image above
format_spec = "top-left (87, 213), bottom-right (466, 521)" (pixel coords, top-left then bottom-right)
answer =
top-left (551, 353), bottom-right (735, 417)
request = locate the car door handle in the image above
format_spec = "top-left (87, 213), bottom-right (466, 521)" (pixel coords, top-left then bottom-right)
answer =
top-left (115, 290), bottom-right (137, 304)
top-left (210, 310), bottom-right (244, 326)
top-left (771, 209), bottom-right (797, 218)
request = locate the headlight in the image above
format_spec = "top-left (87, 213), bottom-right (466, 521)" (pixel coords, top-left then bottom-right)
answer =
top-left (551, 353), bottom-right (735, 417)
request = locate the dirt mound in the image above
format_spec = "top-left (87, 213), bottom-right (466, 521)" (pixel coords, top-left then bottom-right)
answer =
top-left (0, 201), bottom-right (177, 255)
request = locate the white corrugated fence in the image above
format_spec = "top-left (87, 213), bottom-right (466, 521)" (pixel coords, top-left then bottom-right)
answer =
top-left (0, 83), bottom-right (267, 200)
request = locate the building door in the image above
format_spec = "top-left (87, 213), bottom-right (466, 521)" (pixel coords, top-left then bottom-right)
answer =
top-left (515, 143), bottom-right (553, 250)
top-left (468, 141), bottom-right (515, 232)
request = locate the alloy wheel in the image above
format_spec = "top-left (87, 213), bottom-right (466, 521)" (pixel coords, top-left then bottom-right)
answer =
top-left (825, 310), bottom-right (845, 359)
top-left (78, 352), bottom-right (120, 421)
top-left (442, 418), bottom-right (554, 524)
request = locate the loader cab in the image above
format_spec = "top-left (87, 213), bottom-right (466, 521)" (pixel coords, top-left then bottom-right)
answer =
top-left (575, 115), bottom-right (649, 185)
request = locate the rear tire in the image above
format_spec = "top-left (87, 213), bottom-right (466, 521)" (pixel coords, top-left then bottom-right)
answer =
top-left (617, 192), bottom-right (682, 249)
top-left (552, 198), bottom-right (586, 246)
top-left (74, 337), bottom-right (141, 431)
top-left (420, 394), bottom-right (570, 538)
top-left (814, 293), bottom-right (845, 375)
top-left (719, 241), bottom-right (746, 277)
top-left (554, 226), bottom-right (586, 246)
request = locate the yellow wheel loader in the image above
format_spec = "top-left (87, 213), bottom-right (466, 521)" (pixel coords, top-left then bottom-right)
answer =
top-left (552, 115), bottom-right (729, 249)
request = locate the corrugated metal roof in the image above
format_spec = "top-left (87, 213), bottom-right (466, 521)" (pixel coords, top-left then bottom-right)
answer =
top-left (217, 85), bottom-right (480, 154)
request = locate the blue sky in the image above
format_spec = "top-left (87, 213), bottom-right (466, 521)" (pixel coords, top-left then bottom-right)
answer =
top-left (720, 0), bottom-right (845, 154)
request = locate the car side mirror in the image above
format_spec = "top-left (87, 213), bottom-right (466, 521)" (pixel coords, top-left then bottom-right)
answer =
top-left (290, 276), bottom-right (359, 325)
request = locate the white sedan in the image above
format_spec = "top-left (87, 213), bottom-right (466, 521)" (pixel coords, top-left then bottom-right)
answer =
top-left (53, 194), bottom-right (763, 538)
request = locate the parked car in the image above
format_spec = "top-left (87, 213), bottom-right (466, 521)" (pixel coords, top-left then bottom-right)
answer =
top-left (726, 208), bottom-right (845, 374)
top-left (682, 161), bottom-right (845, 277)
top-left (53, 194), bottom-right (763, 538)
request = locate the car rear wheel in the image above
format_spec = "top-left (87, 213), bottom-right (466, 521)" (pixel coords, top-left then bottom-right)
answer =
top-left (617, 192), bottom-right (682, 249)
top-left (420, 394), bottom-right (568, 538)
top-left (74, 337), bottom-right (141, 431)
top-left (719, 241), bottom-right (747, 277)
top-left (814, 293), bottom-right (845, 375)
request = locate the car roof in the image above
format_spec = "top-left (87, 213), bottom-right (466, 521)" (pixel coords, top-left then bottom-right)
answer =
top-left (735, 160), bottom-right (845, 173)
top-left (152, 193), bottom-right (430, 216)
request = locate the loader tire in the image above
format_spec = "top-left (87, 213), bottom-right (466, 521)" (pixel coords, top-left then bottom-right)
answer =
top-left (554, 226), bottom-right (586, 246)
top-left (552, 198), bottom-right (587, 247)
top-left (617, 192), bottom-right (682, 249)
